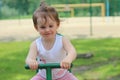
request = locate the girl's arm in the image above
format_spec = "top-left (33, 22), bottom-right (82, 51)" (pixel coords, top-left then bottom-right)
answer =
top-left (25, 41), bottom-right (38, 70)
top-left (61, 37), bottom-right (77, 69)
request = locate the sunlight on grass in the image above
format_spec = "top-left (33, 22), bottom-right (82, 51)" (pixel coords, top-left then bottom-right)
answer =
top-left (14, 74), bottom-right (31, 80)
top-left (82, 63), bottom-right (120, 79)
top-left (75, 74), bottom-right (84, 80)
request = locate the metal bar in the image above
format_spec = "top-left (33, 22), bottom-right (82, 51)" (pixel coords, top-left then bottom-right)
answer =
top-left (89, 0), bottom-right (93, 36)
top-left (25, 63), bottom-right (73, 80)
top-left (46, 67), bottom-right (52, 80)
top-left (106, 0), bottom-right (110, 16)
top-left (52, 3), bottom-right (105, 8)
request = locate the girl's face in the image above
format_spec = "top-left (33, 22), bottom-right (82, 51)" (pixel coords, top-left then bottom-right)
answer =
top-left (36, 17), bottom-right (59, 40)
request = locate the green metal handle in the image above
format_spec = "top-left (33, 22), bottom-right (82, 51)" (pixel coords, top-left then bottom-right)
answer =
top-left (25, 63), bottom-right (62, 69)
top-left (25, 63), bottom-right (73, 80)
top-left (25, 63), bottom-right (73, 69)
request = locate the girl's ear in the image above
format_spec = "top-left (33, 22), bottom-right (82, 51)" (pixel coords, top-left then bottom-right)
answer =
top-left (56, 22), bottom-right (60, 28)
top-left (34, 25), bottom-right (38, 31)
top-left (57, 24), bottom-right (59, 27)
top-left (57, 22), bottom-right (60, 27)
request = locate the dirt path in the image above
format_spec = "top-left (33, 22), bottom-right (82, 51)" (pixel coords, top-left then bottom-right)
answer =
top-left (0, 17), bottom-right (120, 41)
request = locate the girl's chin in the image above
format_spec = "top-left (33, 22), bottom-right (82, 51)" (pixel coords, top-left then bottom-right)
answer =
top-left (44, 34), bottom-right (55, 37)
top-left (43, 35), bottom-right (52, 38)
top-left (42, 34), bottom-right (56, 39)
top-left (44, 34), bottom-right (51, 37)
top-left (43, 35), bottom-right (55, 40)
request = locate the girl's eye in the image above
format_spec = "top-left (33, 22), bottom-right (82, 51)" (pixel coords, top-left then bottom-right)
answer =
top-left (40, 26), bottom-right (46, 29)
top-left (49, 25), bottom-right (53, 28)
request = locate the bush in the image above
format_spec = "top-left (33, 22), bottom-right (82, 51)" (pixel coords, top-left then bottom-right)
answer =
top-left (0, 5), bottom-right (19, 19)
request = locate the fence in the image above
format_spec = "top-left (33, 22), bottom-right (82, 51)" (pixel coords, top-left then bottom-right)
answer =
top-left (0, 0), bottom-right (120, 19)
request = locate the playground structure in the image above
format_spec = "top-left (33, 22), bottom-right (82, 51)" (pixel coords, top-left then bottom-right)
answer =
top-left (52, 3), bottom-right (105, 17)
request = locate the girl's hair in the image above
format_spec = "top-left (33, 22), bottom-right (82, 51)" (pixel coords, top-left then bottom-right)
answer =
top-left (32, 1), bottom-right (60, 29)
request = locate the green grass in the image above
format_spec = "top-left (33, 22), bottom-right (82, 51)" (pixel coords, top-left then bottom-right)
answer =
top-left (0, 41), bottom-right (34, 80)
top-left (71, 38), bottom-right (120, 80)
top-left (0, 38), bottom-right (120, 80)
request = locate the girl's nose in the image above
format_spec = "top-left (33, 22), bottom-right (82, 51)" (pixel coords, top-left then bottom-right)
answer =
top-left (45, 27), bottom-right (50, 32)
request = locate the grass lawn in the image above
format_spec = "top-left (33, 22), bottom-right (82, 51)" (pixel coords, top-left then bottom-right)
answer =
top-left (0, 38), bottom-right (120, 80)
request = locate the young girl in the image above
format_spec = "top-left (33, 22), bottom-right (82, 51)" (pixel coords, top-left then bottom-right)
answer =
top-left (25, 1), bottom-right (78, 80)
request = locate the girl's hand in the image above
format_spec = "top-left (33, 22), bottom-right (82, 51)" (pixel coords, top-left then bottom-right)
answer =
top-left (60, 58), bottom-right (71, 69)
top-left (26, 59), bottom-right (38, 70)
top-left (25, 41), bottom-right (38, 70)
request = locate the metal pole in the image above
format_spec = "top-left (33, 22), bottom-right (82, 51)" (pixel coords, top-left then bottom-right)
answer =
top-left (89, 0), bottom-right (93, 36)
top-left (106, 0), bottom-right (110, 16)
top-left (46, 68), bottom-right (52, 80)
top-left (0, 1), bottom-right (2, 19)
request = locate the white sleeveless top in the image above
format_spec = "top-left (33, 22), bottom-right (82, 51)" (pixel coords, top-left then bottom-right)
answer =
top-left (36, 34), bottom-right (68, 79)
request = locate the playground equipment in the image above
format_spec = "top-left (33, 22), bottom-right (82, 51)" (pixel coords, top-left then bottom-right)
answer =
top-left (52, 3), bottom-right (105, 17)
top-left (25, 63), bottom-right (72, 80)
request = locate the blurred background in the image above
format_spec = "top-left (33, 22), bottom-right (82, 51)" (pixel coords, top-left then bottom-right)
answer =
top-left (0, 0), bottom-right (120, 40)
top-left (0, 0), bottom-right (120, 18)
top-left (0, 0), bottom-right (120, 80)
